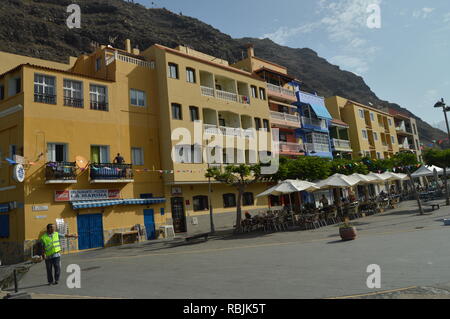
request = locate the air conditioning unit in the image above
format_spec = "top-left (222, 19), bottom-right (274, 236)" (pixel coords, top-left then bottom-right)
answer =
top-left (160, 225), bottom-right (175, 239)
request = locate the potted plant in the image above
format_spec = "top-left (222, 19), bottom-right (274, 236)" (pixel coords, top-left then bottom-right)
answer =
top-left (339, 221), bottom-right (357, 241)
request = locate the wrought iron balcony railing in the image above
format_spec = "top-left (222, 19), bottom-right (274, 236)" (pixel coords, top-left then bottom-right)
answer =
top-left (90, 163), bottom-right (133, 181)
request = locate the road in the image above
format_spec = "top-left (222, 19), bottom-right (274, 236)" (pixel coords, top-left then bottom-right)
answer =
top-left (7, 200), bottom-right (450, 299)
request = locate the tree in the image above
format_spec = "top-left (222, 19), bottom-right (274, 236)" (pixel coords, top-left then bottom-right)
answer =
top-left (391, 152), bottom-right (424, 215)
top-left (284, 156), bottom-right (331, 182)
top-left (361, 157), bottom-right (392, 173)
top-left (206, 164), bottom-right (262, 232)
top-left (423, 148), bottom-right (450, 205)
top-left (329, 158), bottom-right (369, 175)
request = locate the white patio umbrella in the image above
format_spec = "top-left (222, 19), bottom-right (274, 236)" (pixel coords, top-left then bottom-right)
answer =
top-left (351, 173), bottom-right (378, 200)
top-left (257, 180), bottom-right (319, 225)
top-left (316, 173), bottom-right (360, 189)
top-left (411, 165), bottom-right (443, 178)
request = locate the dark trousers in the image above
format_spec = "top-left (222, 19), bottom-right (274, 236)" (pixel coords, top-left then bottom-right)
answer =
top-left (45, 257), bottom-right (61, 283)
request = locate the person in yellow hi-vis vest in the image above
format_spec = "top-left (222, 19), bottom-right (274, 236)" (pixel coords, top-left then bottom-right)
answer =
top-left (40, 224), bottom-right (78, 285)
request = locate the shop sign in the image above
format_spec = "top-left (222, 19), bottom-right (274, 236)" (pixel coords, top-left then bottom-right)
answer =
top-left (55, 189), bottom-right (121, 202)
top-left (171, 186), bottom-right (182, 195)
top-left (12, 164), bottom-right (25, 183)
top-left (32, 205), bottom-right (49, 212)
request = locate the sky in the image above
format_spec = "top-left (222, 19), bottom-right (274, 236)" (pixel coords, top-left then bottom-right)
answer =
top-left (137, 0), bottom-right (450, 127)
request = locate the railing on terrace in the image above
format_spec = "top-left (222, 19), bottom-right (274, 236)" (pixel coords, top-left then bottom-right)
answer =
top-left (64, 97), bottom-right (83, 108)
top-left (203, 124), bottom-right (255, 138)
top-left (45, 162), bottom-right (77, 181)
top-left (90, 163), bottom-right (134, 181)
top-left (34, 93), bottom-right (56, 105)
top-left (270, 111), bottom-right (300, 124)
top-left (266, 83), bottom-right (296, 97)
top-left (105, 52), bottom-right (155, 69)
top-left (216, 90), bottom-right (238, 103)
top-left (277, 142), bottom-right (304, 153)
top-left (200, 86), bottom-right (250, 105)
top-left (301, 116), bottom-right (327, 129)
top-left (304, 143), bottom-right (330, 153)
top-left (332, 139), bottom-right (351, 150)
top-left (201, 86), bottom-right (215, 97)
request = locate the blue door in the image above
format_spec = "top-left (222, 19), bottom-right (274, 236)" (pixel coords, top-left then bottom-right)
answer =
top-left (144, 209), bottom-right (155, 240)
top-left (77, 214), bottom-right (104, 250)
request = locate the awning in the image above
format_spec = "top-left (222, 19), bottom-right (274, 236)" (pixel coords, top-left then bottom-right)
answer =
top-left (0, 203), bottom-right (9, 213)
top-left (296, 91), bottom-right (332, 120)
top-left (71, 198), bottom-right (166, 210)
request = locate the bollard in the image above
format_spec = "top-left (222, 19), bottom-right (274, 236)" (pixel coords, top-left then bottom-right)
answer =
top-left (3, 268), bottom-right (31, 299)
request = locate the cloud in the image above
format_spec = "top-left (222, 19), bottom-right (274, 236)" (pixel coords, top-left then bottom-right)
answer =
top-left (444, 12), bottom-right (450, 23)
top-left (261, 23), bottom-right (319, 45)
top-left (413, 7), bottom-right (435, 19)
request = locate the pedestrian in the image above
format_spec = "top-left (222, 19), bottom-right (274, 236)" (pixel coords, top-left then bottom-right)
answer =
top-left (40, 224), bottom-right (78, 285)
top-left (113, 153), bottom-right (125, 164)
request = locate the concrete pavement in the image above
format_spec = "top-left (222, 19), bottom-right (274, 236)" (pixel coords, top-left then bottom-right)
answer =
top-left (5, 200), bottom-right (450, 299)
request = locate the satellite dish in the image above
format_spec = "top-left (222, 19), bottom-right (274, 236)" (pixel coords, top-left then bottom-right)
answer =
top-left (75, 156), bottom-right (89, 170)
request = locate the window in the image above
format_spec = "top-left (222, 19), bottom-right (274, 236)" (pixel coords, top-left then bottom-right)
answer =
top-left (370, 113), bottom-right (375, 121)
top-left (34, 74), bottom-right (56, 104)
top-left (168, 63), bottom-right (179, 79)
top-left (131, 147), bottom-right (144, 166)
top-left (358, 109), bottom-right (364, 119)
top-left (391, 136), bottom-right (395, 144)
top-left (172, 103), bottom-right (182, 120)
top-left (189, 106), bottom-right (199, 122)
top-left (250, 85), bottom-right (258, 98)
top-left (0, 214), bottom-right (9, 238)
top-left (223, 193), bottom-right (236, 208)
top-left (416, 139), bottom-right (419, 150)
top-left (413, 124), bottom-right (417, 135)
top-left (95, 57), bottom-right (102, 72)
top-left (90, 84), bottom-right (108, 111)
top-left (377, 152), bottom-right (381, 159)
top-left (174, 145), bottom-right (202, 164)
top-left (279, 131), bottom-right (288, 142)
top-left (63, 79), bottom-right (83, 108)
top-left (362, 130), bottom-right (368, 139)
top-left (8, 77), bottom-right (21, 97)
top-left (130, 89), bottom-right (146, 107)
top-left (263, 119), bottom-right (270, 132)
top-left (47, 143), bottom-right (68, 162)
top-left (0, 85), bottom-right (4, 100)
top-left (259, 87), bottom-right (266, 100)
top-left (186, 68), bottom-right (196, 83)
top-left (254, 118), bottom-right (261, 130)
top-left (243, 192), bottom-right (254, 206)
top-left (91, 145), bottom-right (109, 163)
top-left (373, 132), bottom-right (378, 141)
top-left (388, 119), bottom-right (392, 126)
top-left (9, 145), bottom-right (17, 158)
top-left (193, 195), bottom-right (209, 211)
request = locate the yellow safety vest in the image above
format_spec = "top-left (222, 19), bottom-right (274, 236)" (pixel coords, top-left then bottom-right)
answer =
top-left (41, 232), bottom-right (61, 257)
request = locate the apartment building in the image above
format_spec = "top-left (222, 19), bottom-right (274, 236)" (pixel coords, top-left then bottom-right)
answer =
top-left (0, 41), bottom-right (275, 263)
top-left (386, 108), bottom-right (422, 161)
top-left (232, 46), bottom-right (304, 157)
top-left (325, 96), bottom-right (399, 160)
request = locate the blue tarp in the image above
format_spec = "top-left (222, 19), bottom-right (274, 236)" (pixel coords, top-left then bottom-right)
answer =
top-left (296, 91), bottom-right (332, 120)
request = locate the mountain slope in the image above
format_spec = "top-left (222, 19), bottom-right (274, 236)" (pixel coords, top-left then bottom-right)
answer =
top-left (0, 0), bottom-right (446, 146)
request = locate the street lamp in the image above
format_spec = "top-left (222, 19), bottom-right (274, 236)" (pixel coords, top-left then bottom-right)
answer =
top-left (204, 139), bottom-right (215, 233)
top-left (434, 98), bottom-right (450, 142)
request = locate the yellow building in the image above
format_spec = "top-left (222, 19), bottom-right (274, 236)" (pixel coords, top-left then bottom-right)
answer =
top-left (325, 96), bottom-right (399, 159)
top-left (0, 41), bottom-right (274, 263)
top-left (385, 108), bottom-right (422, 161)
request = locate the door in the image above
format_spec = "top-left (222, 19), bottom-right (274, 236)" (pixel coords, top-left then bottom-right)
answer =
top-left (144, 209), bottom-right (156, 240)
top-left (171, 197), bottom-right (187, 233)
top-left (77, 214), bottom-right (104, 250)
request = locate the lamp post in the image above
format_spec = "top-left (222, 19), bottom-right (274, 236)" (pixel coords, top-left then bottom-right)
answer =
top-left (434, 98), bottom-right (450, 205)
top-left (204, 139), bottom-right (215, 233)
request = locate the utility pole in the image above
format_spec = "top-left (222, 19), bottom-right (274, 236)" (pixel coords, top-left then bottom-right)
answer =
top-left (434, 98), bottom-right (450, 205)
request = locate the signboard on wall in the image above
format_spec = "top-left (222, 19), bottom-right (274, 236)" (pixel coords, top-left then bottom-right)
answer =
top-left (55, 189), bottom-right (121, 202)
top-left (171, 186), bottom-right (182, 196)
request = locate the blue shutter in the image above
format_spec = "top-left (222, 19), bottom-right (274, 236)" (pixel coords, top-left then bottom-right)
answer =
top-left (0, 214), bottom-right (9, 238)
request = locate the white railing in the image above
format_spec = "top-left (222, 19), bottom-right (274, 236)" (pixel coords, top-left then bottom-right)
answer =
top-left (219, 126), bottom-right (241, 136)
top-left (204, 124), bottom-right (219, 135)
top-left (201, 86), bottom-right (215, 97)
top-left (301, 116), bottom-right (327, 129)
top-left (117, 54), bottom-right (154, 68)
top-left (270, 111), bottom-right (300, 124)
top-left (304, 143), bottom-right (330, 153)
top-left (203, 125), bottom-right (255, 138)
top-left (267, 83), bottom-right (296, 97)
top-left (276, 142), bottom-right (304, 153)
top-left (332, 139), bottom-right (352, 150)
top-left (216, 90), bottom-right (238, 103)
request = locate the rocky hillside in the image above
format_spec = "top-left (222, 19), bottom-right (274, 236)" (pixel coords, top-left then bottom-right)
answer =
top-left (0, 0), bottom-right (446, 146)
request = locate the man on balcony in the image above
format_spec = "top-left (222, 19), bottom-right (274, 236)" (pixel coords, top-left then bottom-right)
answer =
top-left (113, 153), bottom-right (125, 164)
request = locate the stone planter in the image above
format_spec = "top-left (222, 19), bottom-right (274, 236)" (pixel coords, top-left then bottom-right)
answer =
top-left (339, 226), bottom-right (357, 241)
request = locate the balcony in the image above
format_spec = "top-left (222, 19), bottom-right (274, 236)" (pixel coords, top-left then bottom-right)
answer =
top-left (203, 124), bottom-right (255, 138)
top-left (45, 162), bottom-right (77, 184)
top-left (270, 111), bottom-right (301, 128)
top-left (304, 143), bottom-right (330, 153)
top-left (277, 142), bottom-right (304, 154)
top-left (332, 139), bottom-right (352, 151)
top-left (266, 83), bottom-right (296, 101)
top-left (90, 100), bottom-right (108, 111)
top-left (64, 97), bottom-right (83, 108)
top-left (34, 93), bottom-right (56, 105)
top-left (301, 117), bottom-right (327, 130)
top-left (200, 86), bottom-right (250, 105)
top-left (90, 163), bottom-right (134, 183)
